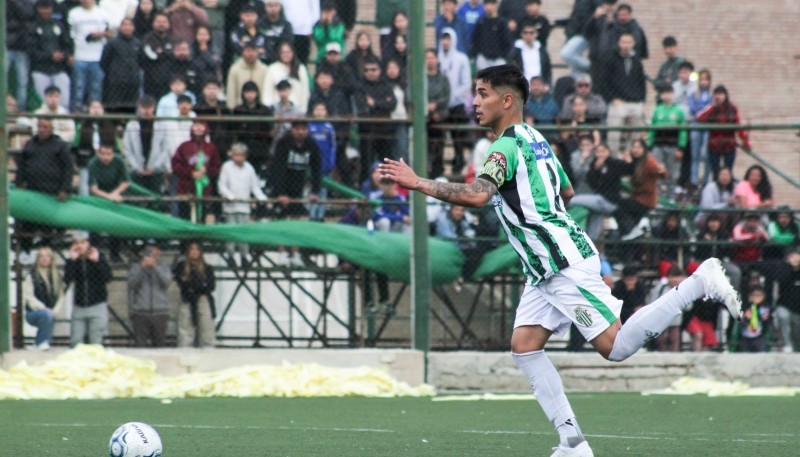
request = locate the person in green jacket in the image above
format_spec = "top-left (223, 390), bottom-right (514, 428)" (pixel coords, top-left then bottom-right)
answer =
top-left (312, 1), bottom-right (346, 63)
top-left (765, 207), bottom-right (800, 260)
top-left (647, 84), bottom-right (687, 200)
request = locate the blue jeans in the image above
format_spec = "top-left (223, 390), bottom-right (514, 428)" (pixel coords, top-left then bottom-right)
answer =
top-left (308, 186), bottom-right (329, 221)
top-left (395, 125), bottom-right (409, 163)
top-left (72, 60), bottom-right (104, 111)
top-left (26, 308), bottom-right (54, 346)
top-left (560, 35), bottom-right (590, 76)
top-left (708, 149), bottom-right (736, 180)
top-left (690, 130), bottom-right (709, 186)
top-left (6, 50), bottom-right (30, 110)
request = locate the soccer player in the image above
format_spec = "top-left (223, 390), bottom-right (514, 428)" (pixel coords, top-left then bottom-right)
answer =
top-left (378, 64), bottom-right (742, 457)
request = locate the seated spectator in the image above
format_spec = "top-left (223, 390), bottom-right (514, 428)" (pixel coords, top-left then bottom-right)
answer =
top-left (769, 250), bottom-right (800, 353)
top-left (523, 77), bottom-right (559, 126)
top-left (68, 0), bottom-right (113, 112)
top-left (191, 26), bottom-right (223, 94)
top-left (695, 167), bottom-right (737, 230)
top-left (647, 85), bottom-right (687, 199)
top-left (164, 0), bottom-right (208, 44)
top-left (308, 103), bottom-right (337, 221)
top-left (262, 42), bottom-right (311, 110)
top-left (380, 11), bottom-right (409, 62)
top-left (615, 138), bottom-right (667, 238)
top-left (30, 0), bottom-right (72, 110)
top-left (560, 74), bottom-right (607, 123)
top-left (646, 265), bottom-right (686, 352)
top-left (225, 42), bottom-right (269, 108)
top-left (361, 161), bottom-right (383, 198)
top-left (688, 69), bottom-right (713, 187)
top-left (132, 0), bottom-right (157, 40)
top-left (100, 17), bottom-right (141, 111)
top-left (72, 100), bottom-right (117, 196)
top-left (229, 3), bottom-right (266, 62)
top-left (507, 19), bottom-right (551, 85)
top-left (128, 240), bottom-right (173, 347)
top-left (611, 265), bottom-right (646, 324)
top-left (65, 231), bottom-right (112, 347)
top-left (218, 143), bottom-right (267, 264)
top-left (123, 96), bottom-right (170, 198)
top-left (694, 213), bottom-right (742, 292)
top-left (22, 246), bottom-right (65, 350)
top-left (558, 95), bottom-right (601, 147)
top-left (34, 86), bottom-right (76, 144)
top-left (232, 81), bottom-right (274, 179)
top-left (156, 75), bottom-right (196, 117)
top-left (734, 165), bottom-right (774, 210)
top-left (171, 121), bottom-right (221, 223)
top-left (651, 211), bottom-right (690, 278)
top-left (672, 61), bottom-right (697, 116)
top-left (654, 36), bottom-right (684, 89)
top-left (373, 179), bottom-right (411, 234)
top-left (736, 285), bottom-right (771, 352)
top-left (173, 241), bottom-right (217, 347)
top-left (695, 85), bottom-right (749, 179)
top-left (765, 207), bottom-right (800, 260)
top-left (732, 212), bottom-right (770, 265)
top-left (312, 1), bottom-right (346, 64)
top-left (686, 295), bottom-right (722, 352)
top-left (139, 12), bottom-right (174, 98)
top-left (345, 31), bottom-right (379, 78)
top-left (382, 33), bottom-right (409, 76)
top-left (470, 0), bottom-right (512, 71)
top-left (257, 0), bottom-right (294, 65)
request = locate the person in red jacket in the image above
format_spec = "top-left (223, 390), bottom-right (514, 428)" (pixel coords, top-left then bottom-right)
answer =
top-left (695, 85), bottom-right (750, 179)
top-left (171, 120), bottom-right (221, 223)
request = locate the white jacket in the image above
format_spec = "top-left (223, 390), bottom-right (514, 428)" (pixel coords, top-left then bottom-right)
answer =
top-left (438, 27), bottom-right (472, 109)
top-left (218, 160), bottom-right (267, 214)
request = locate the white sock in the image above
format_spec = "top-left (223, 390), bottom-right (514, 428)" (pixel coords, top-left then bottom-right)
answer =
top-left (512, 350), bottom-right (582, 445)
top-left (609, 275), bottom-right (705, 361)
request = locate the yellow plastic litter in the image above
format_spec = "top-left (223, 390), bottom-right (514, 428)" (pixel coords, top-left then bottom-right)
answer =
top-left (0, 345), bottom-right (435, 400)
top-left (642, 376), bottom-right (800, 397)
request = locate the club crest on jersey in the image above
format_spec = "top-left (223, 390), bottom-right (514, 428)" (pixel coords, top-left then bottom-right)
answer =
top-left (482, 152), bottom-right (507, 186)
top-left (530, 141), bottom-right (553, 161)
top-left (574, 306), bottom-right (592, 327)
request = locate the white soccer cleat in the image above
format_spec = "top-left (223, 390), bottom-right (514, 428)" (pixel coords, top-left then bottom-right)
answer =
top-left (550, 439), bottom-right (594, 457)
top-left (693, 258), bottom-right (742, 320)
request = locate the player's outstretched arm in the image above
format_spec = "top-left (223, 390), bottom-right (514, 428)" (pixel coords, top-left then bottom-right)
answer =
top-left (379, 158), bottom-right (497, 208)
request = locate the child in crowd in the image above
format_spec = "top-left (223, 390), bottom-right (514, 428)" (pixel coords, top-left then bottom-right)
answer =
top-left (737, 285), bottom-right (771, 352)
top-left (308, 103), bottom-right (337, 221)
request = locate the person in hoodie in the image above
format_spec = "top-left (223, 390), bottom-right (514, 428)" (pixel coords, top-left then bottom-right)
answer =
top-left (100, 17), bottom-right (141, 111)
top-left (172, 120), bottom-right (222, 223)
top-left (123, 95), bottom-right (171, 198)
top-left (438, 28), bottom-right (472, 175)
top-left (434, 0), bottom-right (466, 54)
top-left (128, 240), bottom-right (173, 347)
top-left (507, 18), bottom-right (552, 85)
top-left (65, 231), bottom-right (113, 347)
top-left (232, 80), bottom-right (274, 180)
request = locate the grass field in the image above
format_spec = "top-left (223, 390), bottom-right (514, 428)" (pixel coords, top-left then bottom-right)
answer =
top-left (2, 394), bottom-right (798, 456)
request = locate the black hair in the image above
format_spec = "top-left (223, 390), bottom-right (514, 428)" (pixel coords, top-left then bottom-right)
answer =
top-left (678, 61), bottom-right (694, 72)
top-left (518, 17), bottom-right (538, 32)
top-left (743, 165), bottom-right (773, 201)
top-left (662, 36), bottom-right (677, 47)
top-left (176, 94), bottom-right (193, 104)
top-left (475, 64), bottom-right (530, 104)
top-left (658, 84), bottom-right (673, 94)
top-left (44, 85), bottom-right (61, 95)
top-left (138, 95), bottom-right (156, 107)
top-left (617, 3), bottom-right (632, 13)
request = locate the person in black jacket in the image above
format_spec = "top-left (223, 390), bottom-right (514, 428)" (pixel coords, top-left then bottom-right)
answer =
top-left (470, 0), bottom-right (512, 70)
top-left (232, 81), bottom-right (274, 179)
top-left (173, 241), bottom-right (217, 347)
top-left (139, 12), bottom-right (174, 98)
top-left (100, 18), bottom-right (142, 111)
top-left (193, 79), bottom-right (232, 156)
top-left (7, 0), bottom-right (35, 110)
top-left (64, 231), bottom-right (113, 347)
top-left (307, 67), bottom-right (352, 184)
top-left (353, 56), bottom-right (396, 184)
top-left (29, 0), bottom-right (73, 110)
top-left (598, 32), bottom-right (646, 154)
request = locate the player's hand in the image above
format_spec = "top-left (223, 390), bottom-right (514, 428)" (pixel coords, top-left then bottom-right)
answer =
top-left (378, 158), bottom-right (418, 190)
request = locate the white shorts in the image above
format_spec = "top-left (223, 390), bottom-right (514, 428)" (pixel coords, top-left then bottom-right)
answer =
top-left (513, 256), bottom-right (622, 342)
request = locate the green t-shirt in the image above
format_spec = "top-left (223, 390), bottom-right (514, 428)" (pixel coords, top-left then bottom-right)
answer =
top-left (88, 155), bottom-right (130, 193)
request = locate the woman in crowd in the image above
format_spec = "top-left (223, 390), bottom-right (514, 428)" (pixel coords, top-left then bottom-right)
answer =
top-left (695, 166), bottom-right (737, 231)
top-left (384, 58), bottom-right (409, 162)
top-left (345, 31), bottom-right (379, 78)
top-left (133, 0), bottom-right (158, 40)
top-left (695, 85), bottom-right (750, 178)
top-left (687, 69), bottom-right (713, 187)
top-left (615, 138), bottom-right (667, 238)
top-left (192, 25), bottom-right (223, 92)
top-left (734, 164), bottom-right (774, 210)
top-left (173, 242), bottom-right (217, 348)
top-left (22, 246), bottom-right (64, 350)
top-left (381, 11), bottom-right (409, 59)
top-left (262, 42), bottom-right (311, 110)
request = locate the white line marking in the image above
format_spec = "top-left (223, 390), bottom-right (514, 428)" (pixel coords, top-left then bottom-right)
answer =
top-left (30, 423), bottom-right (394, 433)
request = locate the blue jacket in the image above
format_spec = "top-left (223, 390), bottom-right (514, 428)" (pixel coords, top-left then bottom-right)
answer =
top-left (308, 121), bottom-right (337, 177)
top-left (688, 89), bottom-right (712, 119)
top-left (524, 94), bottom-right (560, 125)
top-left (373, 194), bottom-right (409, 223)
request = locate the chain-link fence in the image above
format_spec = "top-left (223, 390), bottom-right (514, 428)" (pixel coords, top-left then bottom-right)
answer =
top-left (5, 0), bottom-right (799, 352)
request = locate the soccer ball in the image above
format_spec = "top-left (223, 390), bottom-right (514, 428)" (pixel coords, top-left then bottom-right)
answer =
top-left (108, 422), bottom-right (162, 457)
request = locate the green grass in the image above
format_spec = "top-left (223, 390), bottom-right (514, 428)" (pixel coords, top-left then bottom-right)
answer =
top-left (1, 394), bottom-right (798, 456)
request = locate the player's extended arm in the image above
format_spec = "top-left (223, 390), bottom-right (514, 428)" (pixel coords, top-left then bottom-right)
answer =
top-left (379, 158), bottom-right (497, 208)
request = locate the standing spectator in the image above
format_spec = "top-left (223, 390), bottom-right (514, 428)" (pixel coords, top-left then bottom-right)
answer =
top-left (569, 135), bottom-right (596, 193)
top-left (498, 0), bottom-right (527, 36)
top-left (307, 103), bottom-right (337, 221)
top-left (514, 0), bottom-right (551, 46)
top-left (611, 265), bottom-right (646, 324)
top-left (614, 138), bottom-right (667, 238)
top-left (736, 285), bottom-right (770, 352)
top-left (583, 0), bottom-right (617, 78)
top-left (770, 250), bottom-right (800, 352)
top-left (437, 28), bottom-right (472, 174)
top-left (72, 100), bottom-right (116, 196)
top-left (159, 96), bottom-right (198, 208)
top-left (384, 59), bottom-right (410, 164)
top-left (731, 212), bottom-right (770, 265)
top-left (98, 0), bottom-right (137, 28)
top-left (695, 85), bottom-right (749, 179)
top-left (64, 231), bottom-right (112, 347)
top-left (163, 39), bottom-right (199, 98)
top-left (344, 31), bottom-right (378, 79)
top-left (374, 0), bottom-right (407, 51)
top-left (261, 42), bottom-right (311, 110)
top-left (647, 85), bottom-right (687, 199)
top-left (560, 0), bottom-right (597, 77)
top-left (470, 0), bottom-right (512, 71)
top-left (269, 80), bottom-right (304, 152)
top-left (191, 25), bottom-right (223, 92)
top-left (88, 143), bottom-right (130, 260)
top-left (194, 79), bottom-right (231, 154)
top-left (229, 3), bottom-right (266, 62)
top-left (271, 120), bottom-right (322, 267)
top-left (194, 0), bottom-right (228, 63)
top-left (33, 86), bottom-right (76, 144)
top-left (457, 0), bottom-right (485, 55)
top-left (671, 61), bottom-right (696, 116)
top-left (100, 17), bottom-right (141, 111)
top-left (694, 214), bottom-right (740, 291)
top-left (599, 33), bottom-right (646, 154)
top-left (257, 0), bottom-right (293, 65)
top-left (172, 120), bottom-right (221, 223)
top-left (173, 241), bottom-right (217, 347)
top-left (507, 19), bottom-right (552, 85)
top-left (654, 36), bottom-right (684, 89)
top-left (164, 0), bottom-right (208, 44)
top-left (29, 0), bottom-right (72, 110)
top-left (281, 0), bottom-right (320, 64)
top-left (766, 208), bottom-right (800, 260)
top-left (426, 49), bottom-right (451, 179)
top-left (688, 69), bottom-right (713, 186)
top-left (610, 4), bottom-right (647, 59)
top-left (332, 0), bottom-right (356, 34)
top-left (646, 266), bottom-right (686, 352)
top-left (311, 1), bottom-right (345, 64)
top-left (560, 74), bottom-right (607, 123)
top-left (557, 95), bottom-right (601, 150)
top-left (139, 12), bottom-right (174, 98)
top-left (380, 11), bottom-right (409, 60)
top-left (232, 81), bottom-right (274, 179)
top-left (435, 204), bottom-right (477, 282)
top-left (434, 0), bottom-right (467, 54)
top-left (68, 0), bottom-right (113, 112)
top-left (7, 0), bottom-right (35, 110)
top-left (372, 178), bottom-right (410, 305)
top-left (225, 41), bottom-right (268, 106)
top-left (308, 64), bottom-right (352, 183)
top-left (523, 76), bottom-right (559, 126)
top-left (353, 57), bottom-right (397, 184)
top-left (218, 142), bottom-right (267, 263)
top-left (156, 74), bottom-right (195, 117)
top-left (123, 96), bottom-right (171, 196)
top-left (132, 0), bottom-right (157, 40)
top-left (694, 167), bottom-right (736, 231)
top-left (128, 241), bottom-right (173, 347)
top-left (22, 246), bottom-right (64, 350)
top-left (734, 165), bottom-right (774, 210)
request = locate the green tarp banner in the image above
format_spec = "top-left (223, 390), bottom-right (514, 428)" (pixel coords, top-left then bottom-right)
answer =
top-left (9, 189), bottom-right (463, 285)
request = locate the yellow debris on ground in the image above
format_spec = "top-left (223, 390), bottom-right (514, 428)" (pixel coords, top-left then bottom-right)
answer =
top-left (642, 376), bottom-right (800, 397)
top-left (0, 345), bottom-right (435, 400)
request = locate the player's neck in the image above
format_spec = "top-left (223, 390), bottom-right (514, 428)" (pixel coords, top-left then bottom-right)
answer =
top-left (491, 113), bottom-right (524, 137)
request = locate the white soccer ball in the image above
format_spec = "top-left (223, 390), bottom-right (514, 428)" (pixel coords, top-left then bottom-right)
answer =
top-left (108, 422), bottom-right (163, 457)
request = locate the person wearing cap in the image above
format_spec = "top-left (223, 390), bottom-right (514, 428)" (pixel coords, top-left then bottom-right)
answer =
top-left (225, 41), bottom-right (268, 106)
top-left (128, 241), bottom-right (173, 347)
top-left (317, 39), bottom-right (357, 99)
top-left (311, 1), bottom-right (345, 64)
top-left (64, 231), bottom-right (113, 347)
top-left (29, 0), bottom-right (73, 110)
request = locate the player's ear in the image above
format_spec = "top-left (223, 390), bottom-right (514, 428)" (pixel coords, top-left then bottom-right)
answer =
top-left (503, 92), bottom-right (515, 109)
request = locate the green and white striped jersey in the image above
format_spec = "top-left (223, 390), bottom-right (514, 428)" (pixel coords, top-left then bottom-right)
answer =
top-left (479, 123), bottom-right (597, 285)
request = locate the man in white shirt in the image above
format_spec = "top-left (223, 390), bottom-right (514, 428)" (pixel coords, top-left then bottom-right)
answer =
top-left (34, 86), bottom-right (76, 144)
top-left (68, 0), bottom-right (113, 112)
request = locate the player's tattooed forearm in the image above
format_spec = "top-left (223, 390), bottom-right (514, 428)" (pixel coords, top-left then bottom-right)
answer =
top-left (415, 177), bottom-right (496, 205)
